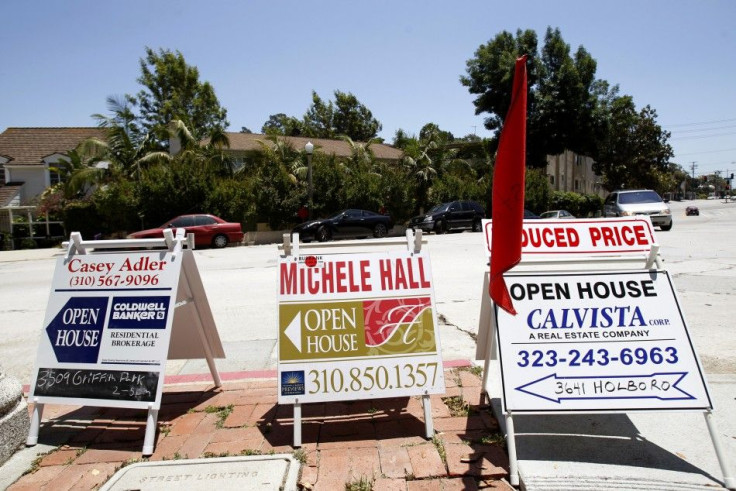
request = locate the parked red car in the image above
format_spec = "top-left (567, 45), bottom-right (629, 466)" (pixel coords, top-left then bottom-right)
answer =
top-left (128, 214), bottom-right (244, 248)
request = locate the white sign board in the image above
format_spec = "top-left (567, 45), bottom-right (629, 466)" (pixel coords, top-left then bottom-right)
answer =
top-left (482, 217), bottom-right (657, 257)
top-left (495, 269), bottom-right (712, 412)
top-left (277, 251), bottom-right (445, 403)
top-left (29, 251), bottom-right (182, 410)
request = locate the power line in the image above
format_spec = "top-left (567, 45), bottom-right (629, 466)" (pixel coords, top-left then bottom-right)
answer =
top-left (664, 117), bottom-right (736, 128)
top-left (676, 147), bottom-right (736, 156)
top-left (671, 131), bottom-right (736, 141)
top-left (670, 124), bottom-right (736, 134)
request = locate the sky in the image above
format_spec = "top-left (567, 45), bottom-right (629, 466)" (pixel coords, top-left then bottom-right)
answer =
top-left (1, 0), bottom-right (734, 176)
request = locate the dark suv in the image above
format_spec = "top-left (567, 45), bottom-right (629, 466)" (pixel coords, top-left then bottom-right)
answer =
top-left (410, 200), bottom-right (486, 234)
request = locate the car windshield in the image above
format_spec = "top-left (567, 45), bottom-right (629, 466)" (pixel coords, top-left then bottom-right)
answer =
top-left (619, 191), bottom-right (662, 204)
top-left (427, 204), bottom-right (449, 214)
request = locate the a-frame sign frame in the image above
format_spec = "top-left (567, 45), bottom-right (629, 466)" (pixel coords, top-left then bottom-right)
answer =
top-left (26, 229), bottom-right (225, 455)
top-left (476, 217), bottom-right (735, 489)
top-left (277, 229), bottom-right (445, 447)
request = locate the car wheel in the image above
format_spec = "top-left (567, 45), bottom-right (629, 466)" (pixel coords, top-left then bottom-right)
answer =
top-left (316, 226), bottom-right (331, 242)
top-left (472, 219), bottom-right (481, 232)
top-left (435, 219), bottom-right (448, 234)
top-left (212, 234), bottom-right (229, 248)
top-left (660, 222), bottom-right (673, 231)
top-left (373, 223), bottom-right (388, 238)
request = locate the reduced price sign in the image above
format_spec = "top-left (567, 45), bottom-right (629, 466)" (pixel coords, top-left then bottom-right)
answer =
top-left (277, 251), bottom-right (445, 403)
top-left (496, 270), bottom-right (712, 412)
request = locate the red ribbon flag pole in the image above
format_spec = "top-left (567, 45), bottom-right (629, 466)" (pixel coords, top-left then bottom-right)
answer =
top-left (489, 55), bottom-right (528, 315)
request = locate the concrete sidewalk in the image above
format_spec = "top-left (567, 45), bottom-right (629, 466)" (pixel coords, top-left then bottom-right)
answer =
top-left (2, 364), bottom-right (513, 490)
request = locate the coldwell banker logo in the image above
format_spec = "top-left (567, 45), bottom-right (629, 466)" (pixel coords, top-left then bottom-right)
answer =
top-left (108, 296), bottom-right (170, 329)
top-left (281, 371), bottom-right (305, 396)
top-left (46, 297), bottom-right (108, 363)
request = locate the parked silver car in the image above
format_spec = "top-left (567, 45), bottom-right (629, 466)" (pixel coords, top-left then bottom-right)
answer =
top-left (540, 209), bottom-right (575, 219)
top-left (603, 189), bottom-right (672, 231)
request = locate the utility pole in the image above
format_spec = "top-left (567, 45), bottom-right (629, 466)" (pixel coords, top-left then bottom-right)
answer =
top-left (690, 161), bottom-right (698, 179)
top-left (689, 162), bottom-right (698, 199)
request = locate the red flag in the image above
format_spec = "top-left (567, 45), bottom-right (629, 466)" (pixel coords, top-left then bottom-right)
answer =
top-left (490, 55), bottom-right (528, 315)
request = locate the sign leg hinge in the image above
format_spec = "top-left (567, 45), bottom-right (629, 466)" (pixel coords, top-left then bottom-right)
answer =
top-left (26, 400), bottom-right (44, 446)
top-left (142, 405), bottom-right (159, 456)
top-left (505, 412), bottom-right (520, 487)
top-left (422, 393), bottom-right (434, 438)
top-left (293, 401), bottom-right (302, 448)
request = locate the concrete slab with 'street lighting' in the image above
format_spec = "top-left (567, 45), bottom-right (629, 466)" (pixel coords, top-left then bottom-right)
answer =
top-left (99, 454), bottom-right (300, 491)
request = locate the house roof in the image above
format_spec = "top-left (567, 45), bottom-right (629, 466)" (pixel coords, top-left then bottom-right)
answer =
top-left (0, 183), bottom-right (23, 207)
top-left (224, 133), bottom-right (403, 161)
top-left (0, 127), bottom-right (106, 166)
top-left (0, 127), bottom-right (404, 166)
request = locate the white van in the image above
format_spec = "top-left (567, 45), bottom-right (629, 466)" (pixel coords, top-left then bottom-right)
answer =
top-left (603, 189), bottom-right (673, 231)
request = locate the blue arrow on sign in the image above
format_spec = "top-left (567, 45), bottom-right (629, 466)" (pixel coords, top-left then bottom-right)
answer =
top-left (45, 297), bottom-right (108, 363)
top-left (515, 372), bottom-right (695, 403)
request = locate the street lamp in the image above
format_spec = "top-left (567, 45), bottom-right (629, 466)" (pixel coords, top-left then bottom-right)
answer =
top-left (305, 141), bottom-right (314, 219)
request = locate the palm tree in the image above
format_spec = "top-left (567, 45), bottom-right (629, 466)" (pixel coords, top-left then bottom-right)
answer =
top-left (340, 135), bottom-right (381, 170)
top-left (256, 135), bottom-right (302, 184)
top-left (402, 134), bottom-right (440, 214)
top-left (49, 148), bottom-right (108, 199)
top-left (83, 96), bottom-right (170, 180)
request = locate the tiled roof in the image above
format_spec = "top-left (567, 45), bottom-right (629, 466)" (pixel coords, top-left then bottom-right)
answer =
top-left (0, 183), bottom-right (23, 207)
top-left (224, 133), bottom-right (403, 161)
top-left (0, 127), bottom-right (106, 166)
top-left (0, 128), bottom-right (404, 165)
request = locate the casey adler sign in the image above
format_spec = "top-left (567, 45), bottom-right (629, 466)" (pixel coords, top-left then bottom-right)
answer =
top-left (277, 251), bottom-right (445, 403)
top-left (495, 270), bottom-right (712, 413)
top-left (29, 252), bottom-right (181, 409)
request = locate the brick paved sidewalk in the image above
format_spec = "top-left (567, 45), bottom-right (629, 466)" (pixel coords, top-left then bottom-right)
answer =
top-left (9, 366), bottom-right (512, 490)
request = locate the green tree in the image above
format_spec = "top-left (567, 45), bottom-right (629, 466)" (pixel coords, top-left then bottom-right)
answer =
top-left (303, 91), bottom-right (335, 139)
top-left (250, 136), bottom-right (303, 228)
top-left (332, 91), bottom-right (382, 141)
top-left (49, 148), bottom-right (107, 199)
top-left (340, 136), bottom-right (383, 211)
top-left (523, 168), bottom-right (552, 214)
top-left (461, 29), bottom-right (540, 135)
top-left (392, 129), bottom-right (412, 149)
top-left (400, 123), bottom-right (467, 214)
top-left (261, 113), bottom-right (304, 136)
top-left (271, 90), bottom-right (382, 141)
top-left (169, 120), bottom-right (236, 177)
top-left (129, 47), bottom-right (229, 147)
top-left (86, 96), bottom-right (170, 181)
top-left (592, 91), bottom-right (673, 192)
top-left (461, 27), bottom-right (599, 167)
top-left (532, 28), bottom-right (599, 161)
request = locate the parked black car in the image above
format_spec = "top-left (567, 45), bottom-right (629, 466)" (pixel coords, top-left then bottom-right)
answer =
top-left (292, 209), bottom-right (394, 242)
top-left (409, 200), bottom-right (486, 234)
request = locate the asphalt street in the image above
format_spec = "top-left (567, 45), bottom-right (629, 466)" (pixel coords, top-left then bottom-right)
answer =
top-left (1, 198), bottom-right (735, 488)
